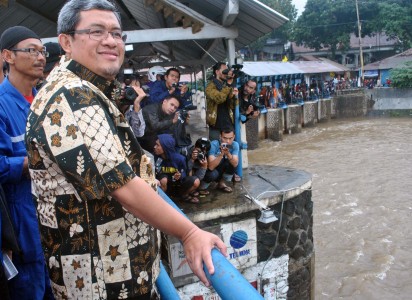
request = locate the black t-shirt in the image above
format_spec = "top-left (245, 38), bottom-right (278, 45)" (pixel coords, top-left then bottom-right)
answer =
top-left (214, 102), bottom-right (232, 130)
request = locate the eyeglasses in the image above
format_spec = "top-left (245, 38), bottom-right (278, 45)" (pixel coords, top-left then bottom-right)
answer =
top-left (10, 47), bottom-right (49, 58)
top-left (68, 28), bottom-right (127, 43)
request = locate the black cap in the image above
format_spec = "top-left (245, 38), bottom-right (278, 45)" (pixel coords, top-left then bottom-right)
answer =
top-left (44, 42), bottom-right (62, 73)
top-left (0, 26), bottom-right (40, 51)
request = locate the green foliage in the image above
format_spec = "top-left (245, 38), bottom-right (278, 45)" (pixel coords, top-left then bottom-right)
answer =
top-left (390, 61), bottom-right (412, 88)
top-left (292, 0), bottom-right (412, 56)
top-left (249, 0), bottom-right (297, 54)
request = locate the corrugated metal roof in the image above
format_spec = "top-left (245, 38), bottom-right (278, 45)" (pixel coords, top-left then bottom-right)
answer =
top-left (242, 60), bottom-right (347, 77)
top-left (0, 0), bottom-right (288, 71)
top-left (363, 48), bottom-right (412, 70)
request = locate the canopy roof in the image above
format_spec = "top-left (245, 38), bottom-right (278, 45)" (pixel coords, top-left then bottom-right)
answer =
top-left (0, 0), bottom-right (288, 72)
top-left (242, 60), bottom-right (348, 77)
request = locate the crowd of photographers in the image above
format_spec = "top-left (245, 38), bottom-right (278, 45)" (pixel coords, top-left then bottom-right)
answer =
top-left (116, 61), bottom-right (258, 203)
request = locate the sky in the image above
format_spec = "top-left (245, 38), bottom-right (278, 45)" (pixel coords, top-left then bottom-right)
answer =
top-left (292, 0), bottom-right (307, 16)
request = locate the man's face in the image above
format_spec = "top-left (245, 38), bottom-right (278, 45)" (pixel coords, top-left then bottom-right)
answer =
top-left (216, 64), bottom-right (228, 81)
top-left (220, 131), bottom-right (235, 146)
top-left (243, 81), bottom-right (256, 96)
top-left (3, 38), bottom-right (46, 81)
top-left (165, 70), bottom-right (180, 87)
top-left (153, 139), bottom-right (164, 156)
top-left (63, 9), bottom-right (125, 80)
top-left (162, 98), bottom-right (180, 115)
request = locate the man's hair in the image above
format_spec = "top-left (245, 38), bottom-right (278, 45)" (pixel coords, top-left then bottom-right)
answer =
top-left (212, 62), bottom-right (226, 77)
top-left (57, 0), bottom-right (121, 35)
top-left (163, 95), bottom-right (180, 103)
top-left (220, 127), bottom-right (234, 135)
top-left (246, 79), bottom-right (257, 88)
top-left (165, 67), bottom-right (180, 77)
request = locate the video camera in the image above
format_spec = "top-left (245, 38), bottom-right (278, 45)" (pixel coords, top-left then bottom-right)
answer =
top-left (222, 64), bottom-right (244, 80)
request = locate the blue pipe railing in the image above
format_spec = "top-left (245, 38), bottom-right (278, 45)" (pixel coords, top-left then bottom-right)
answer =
top-left (156, 189), bottom-right (263, 300)
top-left (234, 102), bottom-right (243, 178)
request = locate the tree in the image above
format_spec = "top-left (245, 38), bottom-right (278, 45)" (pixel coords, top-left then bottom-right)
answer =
top-left (293, 0), bottom-right (412, 58)
top-left (390, 61), bottom-right (412, 88)
top-left (248, 0), bottom-right (297, 59)
top-left (366, 1), bottom-right (412, 51)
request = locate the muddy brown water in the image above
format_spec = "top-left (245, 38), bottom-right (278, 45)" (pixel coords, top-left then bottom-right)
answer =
top-left (248, 117), bottom-right (412, 299)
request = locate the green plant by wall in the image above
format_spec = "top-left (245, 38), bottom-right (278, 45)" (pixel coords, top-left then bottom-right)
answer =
top-left (390, 61), bottom-right (412, 88)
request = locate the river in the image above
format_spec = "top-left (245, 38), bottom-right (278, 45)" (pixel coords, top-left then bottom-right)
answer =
top-left (248, 117), bottom-right (412, 299)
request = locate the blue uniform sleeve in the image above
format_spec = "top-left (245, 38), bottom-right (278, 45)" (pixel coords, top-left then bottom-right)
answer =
top-left (0, 116), bottom-right (24, 184)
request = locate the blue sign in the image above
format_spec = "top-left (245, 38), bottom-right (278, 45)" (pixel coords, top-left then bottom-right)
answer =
top-left (230, 230), bottom-right (248, 249)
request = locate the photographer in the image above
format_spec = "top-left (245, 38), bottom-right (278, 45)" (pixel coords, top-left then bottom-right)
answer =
top-left (139, 95), bottom-right (180, 152)
top-left (203, 128), bottom-right (239, 193)
top-left (154, 134), bottom-right (200, 203)
top-left (206, 62), bottom-right (238, 141)
top-left (187, 138), bottom-right (211, 196)
top-left (149, 67), bottom-right (191, 108)
top-left (239, 80), bottom-right (260, 123)
top-left (122, 75), bottom-right (148, 138)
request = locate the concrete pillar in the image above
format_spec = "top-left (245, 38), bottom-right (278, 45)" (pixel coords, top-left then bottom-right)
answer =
top-left (341, 54), bottom-right (347, 65)
top-left (284, 104), bottom-right (302, 134)
top-left (354, 54), bottom-right (359, 68)
top-left (266, 108), bottom-right (284, 141)
top-left (302, 101), bottom-right (317, 127)
top-left (226, 38), bottom-right (236, 67)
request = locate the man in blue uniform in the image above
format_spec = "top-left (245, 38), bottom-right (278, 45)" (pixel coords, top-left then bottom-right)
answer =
top-left (0, 26), bottom-right (52, 299)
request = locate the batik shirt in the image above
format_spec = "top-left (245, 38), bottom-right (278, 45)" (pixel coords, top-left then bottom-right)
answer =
top-left (25, 56), bottom-right (160, 300)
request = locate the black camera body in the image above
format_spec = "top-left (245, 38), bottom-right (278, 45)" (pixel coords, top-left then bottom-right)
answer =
top-left (122, 86), bottom-right (137, 105)
top-left (197, 152), bottom-right (205, 161)
top-left (178, 104), bottom-right (197, 123)
top-left (251, 95), bottom-right (266, 111)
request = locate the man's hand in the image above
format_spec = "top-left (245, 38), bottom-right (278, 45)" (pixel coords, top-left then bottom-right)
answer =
top-left (252, 110), bottom-right (260, 118)
top-left (180, 84), bottom-right (188, 94)
top-left (182, 227), bottom-right (227, 287)
top-left (133, 87), bottom-right (146, 111)
top-left (173, 170), bottom-right (181, 181)
top-left (199, 157), bottom-right (208, 169)
top-left (191, 149), bottom-right (199, 161)
top-left (246, 104), bottom-right (254, 115)
top-left (232, 87), bottom-right (239, 97)
top-left (172, 111), bottom-right (179, 124)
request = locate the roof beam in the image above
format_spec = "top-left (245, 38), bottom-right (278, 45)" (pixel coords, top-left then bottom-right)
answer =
top-left (125, 24), bottom-right (238, 43)
top-left (41, 23), bottom-right (238, 44)
top-left (222, 0), bottom-right (239, 26)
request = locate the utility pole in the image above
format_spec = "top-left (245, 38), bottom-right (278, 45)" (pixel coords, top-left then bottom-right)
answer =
top-left (355, 0), bottom-right (364, 87)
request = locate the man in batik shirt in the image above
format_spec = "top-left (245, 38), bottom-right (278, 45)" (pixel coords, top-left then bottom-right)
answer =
top-left (25, 1), bottom-right (226, 299)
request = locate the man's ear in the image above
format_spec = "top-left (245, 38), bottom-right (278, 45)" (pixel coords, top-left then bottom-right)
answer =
top-left (1, 49), bottom-right (13, 65)
top-left (58, 34), bottom-right (72, 56)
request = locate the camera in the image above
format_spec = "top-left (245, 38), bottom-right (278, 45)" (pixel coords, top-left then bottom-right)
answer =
top-left (171, 82), bottom-right (183, 89)
top-left (121, 86), bottom-right (138, 105)
top-left (178, 109), bottom-right (189, 123)
top-left (177, 104), bottom-right (197, 123)
top-left (197, 152), bottom-right (205, 161)
top-left (221, 143), bottom-right (228, 149)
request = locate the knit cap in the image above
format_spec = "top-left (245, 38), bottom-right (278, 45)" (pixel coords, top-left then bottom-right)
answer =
top-left (0, 26), bottom-right (40, 50)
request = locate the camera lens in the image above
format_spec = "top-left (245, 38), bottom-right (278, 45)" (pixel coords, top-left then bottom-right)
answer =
top-left (197, 152), bottom-right (205, 160)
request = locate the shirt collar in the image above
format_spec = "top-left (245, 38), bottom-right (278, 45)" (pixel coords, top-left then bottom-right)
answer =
top-left (61, 55), bottom-right (119, 100)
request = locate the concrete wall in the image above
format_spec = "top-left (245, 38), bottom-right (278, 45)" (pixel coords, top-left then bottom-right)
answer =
top-left (365, 87), bottom-right (412, 110)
